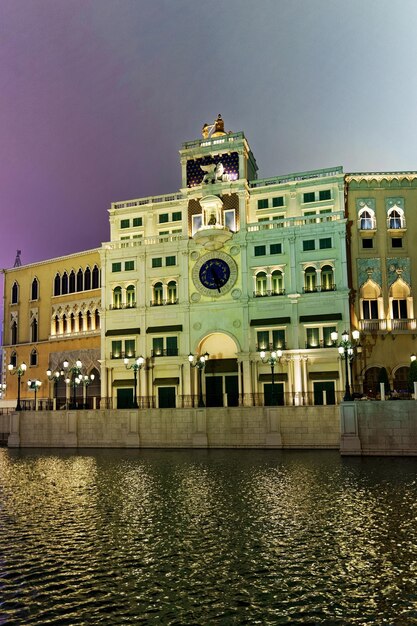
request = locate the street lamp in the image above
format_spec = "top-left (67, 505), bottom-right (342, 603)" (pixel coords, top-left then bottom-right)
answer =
top-left (27, 379), bottom-right (42, 410)
top-left (81, 373), bottom-right (95, 408)
top-left (8, 362), bottom-right (27, 411)
top-left (188, 352), bottom-right (209, 407)
top-left (124, 356), bottom-right (145, 408)
top-left (63, 359), bottom-right (83, 409)
top-left (46, 368), bottom-right (62, 408)
top-left (332, 330), bottom-right (359, 401)
top-left (260, 349), bottom-right (283, 406)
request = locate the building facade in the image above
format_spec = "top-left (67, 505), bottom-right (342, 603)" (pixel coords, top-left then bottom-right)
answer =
top-left (100, 117), bottom-right (350, 408)
top-left (346, 172), bottom-right (417, 396)
top-left (1, 249), bottom-right (101, 408)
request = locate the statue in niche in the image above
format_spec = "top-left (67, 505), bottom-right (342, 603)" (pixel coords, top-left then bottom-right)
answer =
top-left (208, 213), bottom-right (216, 225)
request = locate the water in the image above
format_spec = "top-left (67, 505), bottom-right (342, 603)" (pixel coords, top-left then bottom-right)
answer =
top-left (0, 449), bottom-right (417, 625)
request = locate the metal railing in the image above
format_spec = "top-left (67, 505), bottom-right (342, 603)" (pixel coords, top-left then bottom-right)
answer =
top-left (253, 289), bottom-right (286, 298)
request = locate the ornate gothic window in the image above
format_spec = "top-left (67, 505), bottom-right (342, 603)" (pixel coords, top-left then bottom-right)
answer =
top-left (31, 318), bottom-right (38, 342)
top-left (126, 285), bottom-right (136, 307)
top-left (77, 269), bottom-right (83, 292)
top-left (358, 207), bottom-right (376, 230)
top-left (304, 267), bottom-right (317, 292)
top-left (113, 287), bottom-right (122, 309)
top-left (69, 270), bottom-right (76, 293)
top-left (61, 272), bottom-right (68, 295)
top-left (387, 207), bottom-right (405, 229)
top-left (92, 265), bottom-right (100, 289)
top-left (11, 281), bottom-right (19, 304)
top-left (84, 267), bottom-right (91, 291)
top-left (255, 271), bottom-right (267, 296)
top-left (321, 265), bottom-right (334, 291)
top-left (153, 282), bottom-right (163, 305)
top-left (30, 349), bottom-right (38, 366)
top-left (54, 273), bottom-right (61, 296)
top-left (271, 270), bottom-right (283, 294)
top-left (31, 278), bottom-right (39, 300)
top-left (167, 281), bottom-right (177, 304)
top-left (11, 320), bottom-right (17, 345)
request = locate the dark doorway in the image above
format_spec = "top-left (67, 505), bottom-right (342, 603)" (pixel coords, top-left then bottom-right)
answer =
top-left (313, 381), bottom-right (335, 405)
top-left (206, 376), bottom-right (223, 407)
top-left (264, 382), bottom-right (284, 406)
top-left (225, 376), bottom-right (239, 406)
top-left (117, 388), bottom-right (133, 409)
top-left (158, 387), bottom-right (176, 408)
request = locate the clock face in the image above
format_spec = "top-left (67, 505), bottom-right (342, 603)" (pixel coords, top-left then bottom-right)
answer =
top-left (192, 251), bottom-right (238, 297)
top-left (199, 258), bottom-right (230, 292)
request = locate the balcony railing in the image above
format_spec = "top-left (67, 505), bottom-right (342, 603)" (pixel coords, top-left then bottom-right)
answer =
top-left (359, 319), bottom-right (387, 332)
top-left (151, 348), bottom-right (179, 357)
top-left (390, 318), bottom-right (416, 331)
top-left (253, 289), bottom-right (286, 298)
top-left (305, 341), bottom-right (336, 349)
top-left (256, 343), bottom-right (287, 351)
top-left (110, 303), bottom-right (136, 310)
top-left (150, 299), bottom-right (179, 306)
top-left (303, 284), bottom-right (336, 293)
top-left (110, 351), bottom-right (136, 360)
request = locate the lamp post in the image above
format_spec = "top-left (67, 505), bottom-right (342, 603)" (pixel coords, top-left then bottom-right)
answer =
top-left (46, 368), bottom-right (62, 409)
top-left (332, 330), bottom-right (360, 402)
top-left (82, 373), bottom-right (95, 409)
top-left (8, 362), bottom-right (27, 410)
top-left (124, 356), bottom-right (145, 408)
top-left (27, 379), bottom-right (42, 410)
top-left (260, 349), bottom-right (283, 406)
top-left (188, 352), bottom-right (209, 407)
top-left (63, 359), bottom-right (83, 409)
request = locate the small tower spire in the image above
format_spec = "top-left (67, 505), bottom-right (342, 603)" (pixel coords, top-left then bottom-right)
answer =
top-left (13, 250), bottom-right (22, 267)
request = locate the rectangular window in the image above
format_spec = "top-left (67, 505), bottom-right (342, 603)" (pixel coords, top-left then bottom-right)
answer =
top-left (257, 199), bottom-right (269, 210)
top-left (111, 340), bottom-right (122, 358)
top-left (272, 196), bottom-right (284, 207)
top-left (224, 209), bottom-right (236, 232)
top-left (306, 327), bottom-right (320, 348)
top-left (112, 262), bottom-right (122, 272)
top-left (152, 257), bottom-right (162, 268)
top-left (319, 237), bottom-right (332, 249)
top-left (323, 326), bottom-right (337, 347)
top-left (192, 214), bottom-right (202, 235)
top-left (165, 256), bottom-right (176, 266)
top-left (270, 243), bottom-right (282, 254)
top-left (120, 219), bottom-right (130, 229)
top-left (363, 300), bottom-right (378, 320)
top-left (392, 299), bottom-right (408, 319)
top-left (172, 211), bottom-right (182, 221)
top-left (133, 217), bottom-right (143, 227)
top-left (152, 337), bottom-right (164, 356)
top-left (158, 213), bottom-right (169, 223)
top-left (166, 336), bottom-right (178, 356)
top-left (254, 245), bottom-right (266, 256)
top-left (303, 239), bottom-right (315, 251)
top-left (272, 329), bottom-right (285, 349)
top-left (303, 192), bottom-right (315, 203)
top-left (124, 260), bottom-right (134, 271)
top-left (319, 189), bottom-right (331, 201)
top-left (257, 331), bottom-right (269, 350)
top-left (124, 339), bottom-right (135, 357)
top-left (362, 238), bottom-right (373, 249)
top-left (391, 237), bottom-right (403, 248)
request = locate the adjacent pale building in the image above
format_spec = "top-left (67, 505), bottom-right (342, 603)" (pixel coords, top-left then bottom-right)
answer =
top-left (100, 117), bottom-right (350, 408)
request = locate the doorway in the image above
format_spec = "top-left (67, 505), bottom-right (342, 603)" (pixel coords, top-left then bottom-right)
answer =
top-left (263, 383), bottom-right (284, 406)
top-left (313, 381), bottom-right (335, 405)
top-left (117, 388), bottom-right (133, 409)
top-left (158, 386), bottom-right (176, 408)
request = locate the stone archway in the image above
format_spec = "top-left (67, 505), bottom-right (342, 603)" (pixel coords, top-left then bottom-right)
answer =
top-left (196, 333), bottom-right (240, 407)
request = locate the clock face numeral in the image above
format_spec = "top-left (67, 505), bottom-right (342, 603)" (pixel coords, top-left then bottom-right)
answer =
top-left (199, 259), bottom-right (230, 292)
top-left (192, 252), bottom-right (238, 297)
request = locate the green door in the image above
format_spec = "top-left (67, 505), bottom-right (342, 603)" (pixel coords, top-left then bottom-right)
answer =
top-left (117, 388), bottom-right (133, 409)
top-left (313, 381), bottom-right (335, 405)
top-left (206, 377), bottom-right (223, 407)
top-left (264, 383), bottom-right (284, 406)
top-left (158, 386), bottom-right (176, 408)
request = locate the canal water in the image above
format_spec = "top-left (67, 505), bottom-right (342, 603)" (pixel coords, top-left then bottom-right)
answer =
top-left (0, 449), bottom-right (416, 625)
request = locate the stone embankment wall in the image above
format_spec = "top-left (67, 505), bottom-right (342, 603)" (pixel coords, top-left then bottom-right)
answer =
top-left (8, 405), bottom-right (340, 449)
top-left (340, 400), bottom-right (417, 456)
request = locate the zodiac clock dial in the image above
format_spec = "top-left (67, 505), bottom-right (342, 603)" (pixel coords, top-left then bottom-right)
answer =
top-left (192, 252), bottom-right (238, 297)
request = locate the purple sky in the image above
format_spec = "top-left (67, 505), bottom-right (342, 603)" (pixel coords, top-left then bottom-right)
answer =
top-left (1, 0), bottom-right (417, 270)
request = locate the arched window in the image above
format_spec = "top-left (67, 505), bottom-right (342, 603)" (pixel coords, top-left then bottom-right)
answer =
top-left (390, 279), bottom-right (409, 321)
top-left (304, 267), bottom-right (317, 292)
top-left (86, 311), bottom-right (92, 331)
top-left (78, 311), bottom-right (84, 332)
top-left (76, 269), bottom-right (83, 292)
top-left (10, 351), bottom-right (17, 367)
top-left (31, 278), bottom-right (39, 301)
top-left (92, 265), bottom-right (100, 289)
top-left (153, 282), bottom-right (163, 305)
top-left (358, 207), bottom-right (376, 230)
top-left (54, 315), bottom-right (60, 334)
top-left (61, 272), bottom-right (68, 295)
top-left (321, 265), bottom-right (334, 291)
top-left (361, 280), bottom-right (380, 320)
top-left (11, 320), bottom-right (17, 345)
top-left (54, 273), bottom-right (61, 296)
top-left (271, 270), bottom-right (283, 295)
top-left (363, 367), bottom-right (380, 397)
top-left (31, 319), bottom-right (38, 342)
top-left (69, 270), bottom-right (76, 293)
top-left (255, 272), bottom-right (267, 296)
top-left (84, 267), bottom-right (91, 291)
top-left (95, 309), bottom-right (100, 329)
top-left (113, 287), bottom-right (122, 309)
top-left (62, 314), bottom-right (68, 334)
top-left (126, 285), bottom-right (135, 307)
top-left (70, 313), bottom-right (76, 333)
top-left (11, 281), bottom-right (19, 304)
top-left (393, 366), bottom-right (409, 394)
top-left (167, 281), bottom-right (177, 304)
top-left (30, 349), bottom-right (38, 366)
top-left (387, 207), bottom-right (405, 229)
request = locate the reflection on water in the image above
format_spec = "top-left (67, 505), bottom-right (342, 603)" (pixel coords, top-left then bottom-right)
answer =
top-left (1, 449), bottom-right (417, 624)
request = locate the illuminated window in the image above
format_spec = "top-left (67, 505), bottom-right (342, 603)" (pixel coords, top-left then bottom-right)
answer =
top-left (167, 281), bottom-right (177, 303)
top-left (153, 282), bottom-right (163, 305)
top-left (321, 265), bottom-right (334, 291)
top-left (126, 285), bottom-right (135, 307)
top-left (113, 287), bottom-right (122, 309)
top-left (387, 207), bottom-right (405, 229)
top-left (124, 339), bottom-right (135, 358)
top-left (255, 272), bottom-right (267, 295)
top-left (304, 267), bottom-right (317, 292)
top-left (111, 340), bottom-right (122, 359)
top-left (271, 270), bottom-right (283, 294)
top-left (358, 207), bottom-right (376, 230)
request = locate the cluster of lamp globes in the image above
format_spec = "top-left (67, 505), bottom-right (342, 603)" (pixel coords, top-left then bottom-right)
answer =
top-left (46, 360), bottom-right (95, 386)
